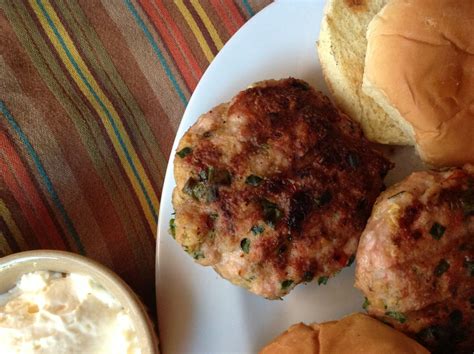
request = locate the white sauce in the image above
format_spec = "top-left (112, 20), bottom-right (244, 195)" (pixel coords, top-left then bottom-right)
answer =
top-left (0, 271), bottom-right (141, 354)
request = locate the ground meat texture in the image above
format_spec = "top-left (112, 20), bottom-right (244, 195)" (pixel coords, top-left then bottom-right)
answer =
top-left (172, 78), bottom-right (392, 299)
top-left (355, 165), bottom-right (474, 353)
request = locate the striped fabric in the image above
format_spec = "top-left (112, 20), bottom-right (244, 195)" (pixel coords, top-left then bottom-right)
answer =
top-left (0, 0), bottom-right (271, 309)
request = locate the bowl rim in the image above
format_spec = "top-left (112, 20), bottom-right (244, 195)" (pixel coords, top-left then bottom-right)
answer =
top-left (0, 249), bottom-right (159, 353)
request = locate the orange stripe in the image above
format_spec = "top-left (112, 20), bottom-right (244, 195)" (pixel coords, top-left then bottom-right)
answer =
top-left (0, 130), bottom-right (66, 249)
top-left (211, 0), bottom-right (238, 34)
top-left (223, 0), bottom-right (245, 28)
top-left (155, 0), bottom-right (204, 78)
top-left (139, 0), bottom-right (197, 90)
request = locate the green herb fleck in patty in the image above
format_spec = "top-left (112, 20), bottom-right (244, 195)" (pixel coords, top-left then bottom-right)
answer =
top-left (192, 250), bottom-right (205, 260)
top-left (241, 238), bottom-right (251, 254)
top-left (429, 222), bottom-right (446, 240)
top-left (303, 271), bottom-right (314, 282)
top-left (385, 311), bottom-right (406, 323)
top-left (245, 175), bottom-right (263, 186)
top-left (251, 225), bottom-right (264, 235)
top-left (281, 279), bottom-right (293, 290)
top-left (434, 259), bottom-right (450, 277)
top-left (169, 218), bottom-right (176, 238)
top-left (318, 276), bottom-right (329, 285)
top-left (261, 199), bottom-right (282, 227)
top-left (177, 147), bottom-right (192, 158)
top-left (362, 297), bottom-right (370, 310)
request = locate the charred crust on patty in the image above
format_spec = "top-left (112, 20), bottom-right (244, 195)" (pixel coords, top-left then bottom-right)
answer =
top-left (355, 165), bottom-right (474, 353)
top-left (173, 78), bottom-right (392, 298)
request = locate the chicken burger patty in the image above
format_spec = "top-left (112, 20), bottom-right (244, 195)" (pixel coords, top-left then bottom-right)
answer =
top-left (355, 165), bottom-right (474, 353)
top-left (172, 78), bottom-right (392, 299)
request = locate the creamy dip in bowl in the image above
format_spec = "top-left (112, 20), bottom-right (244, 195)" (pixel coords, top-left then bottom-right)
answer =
top-left (0, 251), bottom-right (159, 354)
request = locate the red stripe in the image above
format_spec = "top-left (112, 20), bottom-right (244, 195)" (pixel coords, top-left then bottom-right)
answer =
top-left (156, 0), bottom-right (206, 78)
top-left (223, 0), bottom-right (245, 28)
top-left (139, 0), bottom-right (200, 90)
top-left (0, 130), bottom-right (66, 249)
top-left (211, 0), bottom-right (237, 34)
top-left (154, 0), bottom-right (204, 78)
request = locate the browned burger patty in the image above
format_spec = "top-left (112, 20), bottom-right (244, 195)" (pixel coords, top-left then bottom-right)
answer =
top-left (172, 78), bottom-right (392, 299)
top-left (355, 165), bottom-right (474, 353)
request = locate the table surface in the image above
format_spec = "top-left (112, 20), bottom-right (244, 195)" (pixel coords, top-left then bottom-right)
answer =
top-left (0, 0), bottom-right (272, 313)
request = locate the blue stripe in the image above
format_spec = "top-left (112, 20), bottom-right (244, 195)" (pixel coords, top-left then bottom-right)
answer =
top-left (124, 0), bottom-right (188, 106)
top-left (0, 101), bottom-right (86, 254)
top-left (35, 0), bottom-right (157, 222)
top-left (242, 0), bottom-right (255, 17)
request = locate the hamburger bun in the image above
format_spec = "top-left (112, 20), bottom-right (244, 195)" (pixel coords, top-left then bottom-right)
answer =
top-left (362, 0), bottom-right (474, 167)
top-left (318, 0), bottom-right (412, 145)
top-left (260, 313), bottom-right (429, 354)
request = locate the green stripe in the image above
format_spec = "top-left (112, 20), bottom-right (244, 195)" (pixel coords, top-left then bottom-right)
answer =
top-left (242, 0), bottom-right (255, 16)
top-left (0, 101), bottom-right (86, 254)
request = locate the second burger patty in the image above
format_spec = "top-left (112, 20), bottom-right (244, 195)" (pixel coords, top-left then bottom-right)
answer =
top-left (355, 165), bottom-right (474, 353)
top-left (172, 78), bottom-right (392, 298)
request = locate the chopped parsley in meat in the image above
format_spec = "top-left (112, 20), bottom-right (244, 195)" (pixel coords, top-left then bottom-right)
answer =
top-left (240, 238), bottom-right (250, 254)
top-left (362, 297), bottom-right (370, 310)
top-left (385, 311), bottom-right (406, 323)
top-left (177, 147), bottom-right (192, 158)
top-left (183, 167), bottom-right (231, 203)
top-left (434, 259), bottom-right (450, 277)
top-left (251, 225), bottom-right (264, 235)
top-left (303, 271), bottom-right (314, 282)
top-left (318, 276), bottom-right (329, 285)
top-left (261, 199), bottom-right (282, 227)
top-left (281, 279), bottom-right (293, 290)
top-left (429, 222), bottom-right (446, 240)
top-left (245, 175), bottom-right (263, 186)
top-left (192, 250), bottom-right (205, 260)
top-left (183, 178), bottom-right (217, 202)
top-left (169, 218), bottom-right (176, 238)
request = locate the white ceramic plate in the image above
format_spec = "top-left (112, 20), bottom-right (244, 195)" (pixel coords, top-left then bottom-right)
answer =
top-left (155, 1), bottom-right (424, 353)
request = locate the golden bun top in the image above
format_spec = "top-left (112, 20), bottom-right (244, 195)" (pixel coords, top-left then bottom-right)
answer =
top-left (363, 0), bottom-right (474, 167)
top-left (259, 313), bottom-right (429, 354)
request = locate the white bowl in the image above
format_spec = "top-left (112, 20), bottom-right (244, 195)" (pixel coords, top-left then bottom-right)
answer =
top-left (0, 250), bottom-right (160, 353)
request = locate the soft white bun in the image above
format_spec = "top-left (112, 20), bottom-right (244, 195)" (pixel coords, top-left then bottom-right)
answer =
top-left (318, 0), bottom-right (412, 145)
top-left (363, 0), bottom-right (474, 166)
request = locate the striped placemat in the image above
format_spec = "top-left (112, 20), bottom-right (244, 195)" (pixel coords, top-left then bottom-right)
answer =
top-left (0, 0), bottom-right (272, 309)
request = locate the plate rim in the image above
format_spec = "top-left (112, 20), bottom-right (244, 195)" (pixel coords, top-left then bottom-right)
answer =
top-left (152, 1), bottom-right (384, 352)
